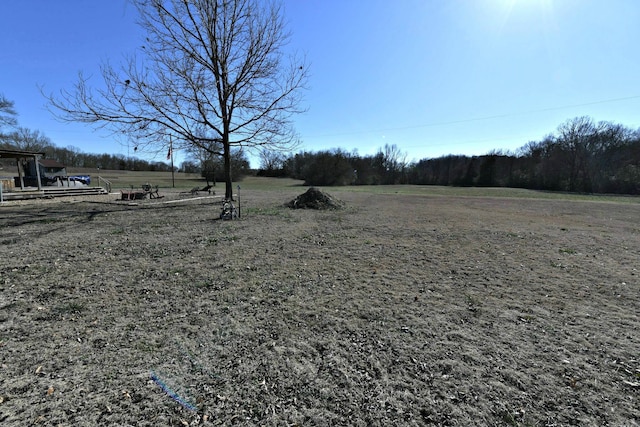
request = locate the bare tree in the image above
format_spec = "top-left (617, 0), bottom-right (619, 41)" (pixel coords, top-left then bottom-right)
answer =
top-left (555, 116), bottom-right (597, 192)
top-left (46, 0), bottom-right (308, 199)
top-left (186, 142), bottom-right (221, 185)
top-left (381, 144), bottom-right (407, 184)
top-left (0, 94), bottom-right (18, 139)
top-left (3, 127), bottom-right (52, 152)
top-left (259, 148), bottom-right (287, 172)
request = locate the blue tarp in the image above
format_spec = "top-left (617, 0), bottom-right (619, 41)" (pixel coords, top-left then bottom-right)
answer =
top-left (69, 175), bottom-right (91, 185)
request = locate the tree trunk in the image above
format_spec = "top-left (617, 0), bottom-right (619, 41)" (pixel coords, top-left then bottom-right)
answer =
top-left (223, 142), bottom-right (233, 200)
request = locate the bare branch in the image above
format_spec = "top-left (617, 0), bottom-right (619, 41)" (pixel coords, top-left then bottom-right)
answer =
top-left (0, 94), bottom-right (18, 130)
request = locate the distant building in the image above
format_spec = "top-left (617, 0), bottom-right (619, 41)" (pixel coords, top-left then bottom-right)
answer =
top-left (29, 159), bottom-right (67, 181)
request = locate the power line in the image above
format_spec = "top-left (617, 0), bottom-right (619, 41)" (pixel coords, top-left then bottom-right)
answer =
top-left (302, 94), bottom-right (640, 139)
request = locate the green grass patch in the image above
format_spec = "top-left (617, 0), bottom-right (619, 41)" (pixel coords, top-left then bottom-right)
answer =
top-left (66, 169), bottom-right (640, 204)
top-left (70, 169), bottom-right (208, 190)
top-left (54, 302), bottom-right (85, 315)
top-left (329, 184), bottom-right (640, 203)
top-left (559, 247), bottom-right (577, 254)
top-left (244, 205), bottom-right (289, 217)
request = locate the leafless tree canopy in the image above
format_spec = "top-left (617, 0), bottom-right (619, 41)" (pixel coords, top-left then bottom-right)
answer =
top-left (259, 148), bottom-right (287, 171)
top-left (46, 0), bottom-right (308, 198)
top-left (0, 94), bottom-right (18, 130)
top-left (2, 128), bottom-right (52, 152)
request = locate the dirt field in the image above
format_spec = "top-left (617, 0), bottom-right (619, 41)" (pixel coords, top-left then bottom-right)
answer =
top-left (0, 185), bottom-right (638, 426)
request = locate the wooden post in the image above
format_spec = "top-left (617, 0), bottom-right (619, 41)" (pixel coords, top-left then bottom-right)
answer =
top-left (34, 155), bottom-right (43, 190)
top-left (16, 158), bottom-right (25, 190)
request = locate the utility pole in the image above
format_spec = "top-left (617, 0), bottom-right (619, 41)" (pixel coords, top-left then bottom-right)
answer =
top-left (169, 135), bottom-right (175, 188)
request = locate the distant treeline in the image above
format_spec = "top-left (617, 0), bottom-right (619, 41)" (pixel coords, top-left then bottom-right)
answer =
top-left (55, 148), bottom-right (176, 172)
top-left (262, 116), bottom-right (640, 195)
top-left (0, 137), bottom-right (252, 182)
top-left (3, 116), bottom-right (640, 194)
top-left (0, 140), bottom-right (174, 172)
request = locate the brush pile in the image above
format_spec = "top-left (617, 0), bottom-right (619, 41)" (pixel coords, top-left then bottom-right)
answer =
top-left (286, 187), bottom-right (343, 210)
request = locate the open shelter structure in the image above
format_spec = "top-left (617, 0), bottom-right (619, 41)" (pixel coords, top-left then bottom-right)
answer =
top-left (0, 148), bottom-right (45, 192)
top-left (0, 149), bottom-right (106, 201)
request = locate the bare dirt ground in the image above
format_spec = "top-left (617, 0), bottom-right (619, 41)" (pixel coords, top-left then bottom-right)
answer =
top-left (0, 186), bottom-right (638, 426)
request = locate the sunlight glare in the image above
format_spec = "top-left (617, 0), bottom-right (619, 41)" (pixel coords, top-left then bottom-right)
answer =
top-left (495, 0), bottom-right (556, 36)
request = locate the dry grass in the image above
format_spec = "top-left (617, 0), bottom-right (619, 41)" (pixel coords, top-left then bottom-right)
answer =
top-left (0, 180), bottom-right (638, 426)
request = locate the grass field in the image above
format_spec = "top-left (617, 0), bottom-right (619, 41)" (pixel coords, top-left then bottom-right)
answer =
top-left (1, 175), bottom-right (639, 426)
top-left (69, 168), bottom-right (640, 205)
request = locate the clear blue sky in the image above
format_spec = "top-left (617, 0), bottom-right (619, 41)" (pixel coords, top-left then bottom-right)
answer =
top-left (2, 0), bottom-right (640, 168)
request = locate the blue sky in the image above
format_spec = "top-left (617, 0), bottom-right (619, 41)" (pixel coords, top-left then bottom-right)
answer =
top-left (2, 0), bottom-right (640, 168)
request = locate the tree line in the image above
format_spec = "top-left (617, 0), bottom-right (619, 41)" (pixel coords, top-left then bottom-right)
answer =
top-left (0, 133), bottom-right (174, 172)
top-left (261, 116), bottom-right (640, 195)
top-left (0, 130), bottom-right (253, 177)
top-left (4, 89), bottom-right (640, 195)
top-left (412, 116), bottom-right (640, 194)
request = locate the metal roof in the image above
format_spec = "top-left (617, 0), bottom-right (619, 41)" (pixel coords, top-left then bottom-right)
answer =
top-left (39, 159), bottom-right (65, 168)
top-left (0, 149), bottom-right (46, 159)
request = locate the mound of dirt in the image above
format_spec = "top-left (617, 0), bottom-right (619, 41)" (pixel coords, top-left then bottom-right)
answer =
top-left (287, 187), bottom-right (343, 210)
